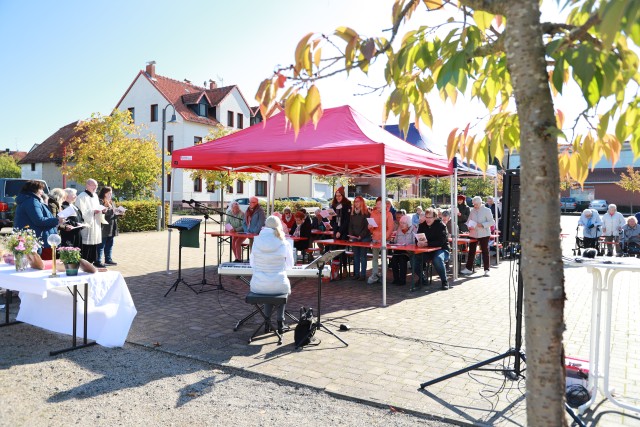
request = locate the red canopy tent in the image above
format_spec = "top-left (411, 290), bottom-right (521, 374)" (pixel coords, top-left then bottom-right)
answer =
top-left (170, 105), bottom-right (453, 305)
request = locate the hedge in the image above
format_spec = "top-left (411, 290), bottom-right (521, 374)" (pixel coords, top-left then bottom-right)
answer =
top-left (117, 201), bottom-right (167, 232)
top-left (397, 198), bottom-right (433, 213)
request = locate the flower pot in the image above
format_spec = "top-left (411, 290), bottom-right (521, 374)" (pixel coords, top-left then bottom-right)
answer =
top-left (64, 263), bottom-right (80, 276)
top-left (14, 252), bottom-right (29, 272)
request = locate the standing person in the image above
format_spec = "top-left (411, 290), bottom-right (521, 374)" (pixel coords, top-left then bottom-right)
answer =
top-left (97, 187), bottom-right (120, 266)
top-left (243, 197), bottom-right (266, 234)
top-left (578, 208), bottom-right (602, 249)
top-left (76, 179), bottom-right (104, 266)
top-left (329, 186), bottom-right (351, 240)
top-left (416, 207), bottom-right (451, 289)
top-left (485, 196), bottom-right (496, 218)
top-left (347, 196), bottom-right (371, 281)
top-left (456, 195), bottom-right (470, 233)
top-left (460, 196), bottom-right (495, 277)
top-left (601, 204), bottom-right (626, 256)
top-left (249, 215), bottom-right (294, 334)
top-left (367, 196), bottom-right (394, 284)
top-left (47, 188), bottom-right (65, 218)
top-left (226, 201), bottom-right (245, 262)
top-left (60, 188), bottom-right (85, 248)
top-left (14, 180), bottom-right (64, 256)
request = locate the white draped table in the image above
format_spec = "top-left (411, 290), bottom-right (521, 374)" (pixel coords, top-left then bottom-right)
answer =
top-left (0, 264), bottom-right (136, 352)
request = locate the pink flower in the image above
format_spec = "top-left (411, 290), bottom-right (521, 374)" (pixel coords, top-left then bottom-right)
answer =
top-left (15, 242), bottom-right (25, 251)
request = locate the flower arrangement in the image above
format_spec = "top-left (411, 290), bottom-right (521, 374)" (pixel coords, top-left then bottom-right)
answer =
top-left (1, 228), bottom-right (42, 255)
top-left (58, 247), bottom-right (82, 264)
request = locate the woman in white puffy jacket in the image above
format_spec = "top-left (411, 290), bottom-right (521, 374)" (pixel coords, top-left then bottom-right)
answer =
top-left (249, 215), bottom-right (294, 333)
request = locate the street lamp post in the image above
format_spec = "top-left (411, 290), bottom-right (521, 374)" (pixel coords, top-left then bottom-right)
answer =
top-left (161, 104), bottom-right (177, 230)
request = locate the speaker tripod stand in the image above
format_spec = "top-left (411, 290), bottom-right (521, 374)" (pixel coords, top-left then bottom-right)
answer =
top-left (419, 245), bottom-right (585, 426)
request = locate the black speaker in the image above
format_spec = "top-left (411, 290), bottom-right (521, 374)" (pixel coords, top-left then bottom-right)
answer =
top-left (502, 169), bottom-right (520, 243)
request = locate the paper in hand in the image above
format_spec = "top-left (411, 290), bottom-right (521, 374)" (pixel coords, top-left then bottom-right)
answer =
top-left (415, 233), bottom-right (427, 243)
top-left (367, 218), bottom-right (378, 227)
top-left (115, 206), bottom-right (127, 214)
top-left (466, 219), bottom-right (477, 228)
top-left (57, 205), bottom-right (76, 218)
top-left (320, 209), bottom-right (331, 218)
top-left (224, 223), bottom-right (234, 232)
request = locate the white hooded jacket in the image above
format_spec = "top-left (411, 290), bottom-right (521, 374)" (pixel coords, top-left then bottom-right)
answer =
top-left (249, 227), bottom-right (294, 295)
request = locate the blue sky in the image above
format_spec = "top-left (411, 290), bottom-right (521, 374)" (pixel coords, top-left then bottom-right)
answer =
top-left (0, 0), bottom-right (403, 152)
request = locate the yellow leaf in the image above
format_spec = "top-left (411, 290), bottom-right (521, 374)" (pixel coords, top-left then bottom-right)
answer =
top-left (285, 93), bottom-right (308, 139)
top-left (474, 10), bottom-right (494, 33)
top-left (334, 26), bottom-right (358, 43)
top-left (556, 109), bottom-right (564, 129)
top-left (314, 48), bottom-right (322, 68)
top-left (423, 0), bottom-right (443, 11)
top-left (446, 128), bottom-right (459, 160)
top-left (295, 33), bottom-right (314, 67)
top-left (305, 85), bottom-right (323, 128)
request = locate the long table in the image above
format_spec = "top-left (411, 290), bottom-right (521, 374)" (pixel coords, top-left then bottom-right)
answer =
top-left (314, 239), bottom-right (440, 290)
top-left (0, 265), bottom-right (136, 354)
top-left (565, 257), bottom-right (640, 414)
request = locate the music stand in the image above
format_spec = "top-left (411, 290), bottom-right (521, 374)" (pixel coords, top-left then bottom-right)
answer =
top-left (296, 250), bottom-right (349, 349)
top-left (165, 218), bottom-right (201, 297)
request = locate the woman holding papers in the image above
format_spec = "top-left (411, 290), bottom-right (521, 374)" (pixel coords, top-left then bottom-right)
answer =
top-left (367, 197), bottom-right (394, 285)
top-left (348, 196), bottom-right (371, 281)
top-left (14, 180), bottom-right (64, 255)
top-left (97, 187), bottom-right (120, 266)
top-left (460, 196), bottom-right (495, 277)
top-left (416, 207), bottom-right (450, 289)
top-left (60, 188), bottom-right (86, 248)
top-left (329, 187), bottom-right (351, 276)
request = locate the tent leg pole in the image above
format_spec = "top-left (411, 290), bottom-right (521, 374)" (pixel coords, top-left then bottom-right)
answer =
top-left (166, 184), bottom-right (174, 274)
top-left (381, 165), bottom-right (387, 307)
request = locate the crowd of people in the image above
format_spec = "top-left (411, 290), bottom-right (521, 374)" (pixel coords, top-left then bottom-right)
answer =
top-left (13, 179), bottom-right (122, 267)
top-left (577, 204), bottom-right (640, 256)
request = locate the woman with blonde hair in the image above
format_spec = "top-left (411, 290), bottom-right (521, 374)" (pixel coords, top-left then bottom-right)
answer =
top-left (348, 196), bottom-right (371, 280)
top-left (249, 215), bottom-right (294, 334)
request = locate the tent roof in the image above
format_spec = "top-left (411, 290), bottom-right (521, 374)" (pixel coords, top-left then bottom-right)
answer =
top-left (171, 105), bottom-right (453, 177)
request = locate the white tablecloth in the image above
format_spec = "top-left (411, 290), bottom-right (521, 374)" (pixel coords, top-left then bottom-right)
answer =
top-left (0, 264), bottom-right (136, 347)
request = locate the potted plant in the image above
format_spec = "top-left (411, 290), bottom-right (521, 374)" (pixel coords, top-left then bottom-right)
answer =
top-left (1, 228), bottom-right (42, 271)
top-left (58, 247), bottom-right (82, 276)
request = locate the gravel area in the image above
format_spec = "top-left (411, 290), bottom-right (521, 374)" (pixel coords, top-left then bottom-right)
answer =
top-left (0, 322), bottom-right (455, 427)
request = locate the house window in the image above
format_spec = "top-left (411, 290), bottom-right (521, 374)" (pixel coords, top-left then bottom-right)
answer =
top-left (31, 163), bottom-right (36, 171)
top-left (194, 177), bottom-right (203, 192)
top-left (194, 136), bottom-right (203, 145)
top-left (227, 185), bottom-right (233, 193)
top-left (255, 180), bottom-right (267, 197)
top-left (236, 180), bottom-right (244, 193)
top-left (151, 104), bottom-right (158, 122)
top-left (167, 135), bottom-right (174, 154)
top-left (227, 111), bottom-right (234, 127)
top-left (128, 107), bottom-right (135, 122)
top-left (197, 103), bottom-right (207, 117)
top-left (208, 106), bottom-right (217, 120)
top-left (237, 113), bottom-right (243, 129)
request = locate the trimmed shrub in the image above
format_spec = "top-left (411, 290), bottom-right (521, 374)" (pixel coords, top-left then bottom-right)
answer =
top-left (117, 200), bottom-right (166, 232)
top-left (398, 198), bottom-right (432, 213)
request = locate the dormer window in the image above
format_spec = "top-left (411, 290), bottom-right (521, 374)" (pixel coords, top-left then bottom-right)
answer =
top-left (196, 103), bottom-right (207, 117)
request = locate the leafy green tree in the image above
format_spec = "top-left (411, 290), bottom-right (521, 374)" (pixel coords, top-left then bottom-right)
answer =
top-left (63, 109), bottom-right (161, 199)
top-left (255, 1), bottom-right (640, 423)
top-left (459, 177), bottom-right (493, 198)
top-left (385, 177), bottom-right (412, 199)
top-left (313, 175), bottom-right (354, 196)
top-left (0, 154), bottom-right (21, 178)
top-left (617, 166), bottom-right (640, 211)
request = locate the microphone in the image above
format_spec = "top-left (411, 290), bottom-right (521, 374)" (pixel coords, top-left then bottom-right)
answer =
top-left (182, 199), bottom-right (194, 205)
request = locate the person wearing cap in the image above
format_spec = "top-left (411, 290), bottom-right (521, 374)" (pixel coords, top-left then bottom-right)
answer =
top-left (460, 196), bottom-right (495, 277)
top-left (456, 195), bottom-right (470, 233)
top-left (601, 204), bottom-right (626, 256)
top-left (249, 215), bottom-right (294, 334)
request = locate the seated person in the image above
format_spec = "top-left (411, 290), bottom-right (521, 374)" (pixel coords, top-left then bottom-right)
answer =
top-left (311, 209), bottom-right (330, 231)
top-left (394, 209), bottom-right (407, 231)
top-left (416, 207), bottom-right (451, 290)
top-left (578, 208), bottom-right (602, 249)
top-left (281, 207), bottom-right (295, 231)
top-left (621, 216), bottom-right (640, 254)
top-left (249, 215), bottom-right (294, 334)
top-left (390, 216), bottom-right (414, 286)
top-left (412, 206), bottom-right (423, 229)
top-left (289, 211), bottom-right (312, 252)
top-left (226, 201), bottom-right (245, 262)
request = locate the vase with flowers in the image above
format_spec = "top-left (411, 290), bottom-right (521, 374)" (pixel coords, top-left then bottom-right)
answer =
top-left (58, 247), bottom-right (82, 276)
top-left (1, 228), bottom-right (42, 271)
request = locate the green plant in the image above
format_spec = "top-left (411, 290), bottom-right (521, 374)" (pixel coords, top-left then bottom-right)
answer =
top-left (58, 247), bottom-right (81, 264)
top-left (117, 200), bottom-right (167, 232)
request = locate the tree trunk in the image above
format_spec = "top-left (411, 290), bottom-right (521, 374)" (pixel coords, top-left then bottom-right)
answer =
top-left (504, 2), bottom-right (567, 425)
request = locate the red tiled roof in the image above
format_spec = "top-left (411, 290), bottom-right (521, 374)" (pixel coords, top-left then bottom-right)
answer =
top-left (585, 167), bottom-right (640, 183)
top-left (19, 121), bottom-right (82, 164)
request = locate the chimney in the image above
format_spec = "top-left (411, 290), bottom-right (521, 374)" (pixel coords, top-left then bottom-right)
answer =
top-left (209, 79), bottom-right (217, 90)
top-left (146, 61), bottom-right (156, 78)
top-left (184, 79), bottom-right (191, 84)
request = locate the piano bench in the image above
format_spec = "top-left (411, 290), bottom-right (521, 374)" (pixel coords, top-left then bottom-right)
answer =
top-left (245, 292), bottom-right (289, 344)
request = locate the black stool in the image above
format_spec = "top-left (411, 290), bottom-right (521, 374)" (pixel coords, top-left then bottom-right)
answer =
top-left (245, 292), bottom-right (289, 344)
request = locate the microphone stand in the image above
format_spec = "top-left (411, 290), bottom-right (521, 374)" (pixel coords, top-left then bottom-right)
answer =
top-left (192, 201), bottom-right (236, 295)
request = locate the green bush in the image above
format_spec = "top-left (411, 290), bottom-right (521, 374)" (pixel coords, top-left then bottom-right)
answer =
top-left (398, 198), bottom-right (432, 213)
top-left (117, 200), bottom-right (166, 232)
top-left (272, 201), bottom-right (323, 213)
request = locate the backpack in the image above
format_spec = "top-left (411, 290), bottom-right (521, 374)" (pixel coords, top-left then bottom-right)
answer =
top-left (294, 307), bottom-right (316, 347)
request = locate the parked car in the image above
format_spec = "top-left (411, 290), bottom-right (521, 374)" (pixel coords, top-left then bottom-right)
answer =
top-left (0, 178), bottom-right (50, 229)
top-left (232, 197), bottom-right (267, 213)
top-left (589, 199), bottom-right (608, 213)
top-left (560, 197), bottom-right (578, 212)
top-left (277, 196), bottom-right (302, 202)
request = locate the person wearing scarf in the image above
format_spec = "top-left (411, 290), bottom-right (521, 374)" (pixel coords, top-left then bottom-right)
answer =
top-left (243, 196), bottom-right (266, 234)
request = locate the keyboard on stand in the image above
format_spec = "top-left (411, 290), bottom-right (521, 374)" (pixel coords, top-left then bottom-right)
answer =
top-left (218, 262), bottom-right (330, 278)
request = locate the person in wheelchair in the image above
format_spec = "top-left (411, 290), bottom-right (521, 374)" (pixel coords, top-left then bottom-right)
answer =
top-left (621, 216), bottom-right (640, 256)
top-left (578, 208), bottom-right (602, 249)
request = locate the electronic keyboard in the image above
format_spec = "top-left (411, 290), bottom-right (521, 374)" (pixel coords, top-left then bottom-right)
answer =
top-left (218, 262), bottom-right (330, 278)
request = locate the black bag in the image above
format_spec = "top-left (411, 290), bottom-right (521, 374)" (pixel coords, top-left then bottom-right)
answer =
top-left (294, 307), bottom-right (316, 347)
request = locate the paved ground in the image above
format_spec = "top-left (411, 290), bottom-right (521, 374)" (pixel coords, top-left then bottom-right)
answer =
top-left (2, 215), bottom-right (640, 426)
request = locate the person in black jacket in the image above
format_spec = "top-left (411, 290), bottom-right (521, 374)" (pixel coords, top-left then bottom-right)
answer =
top-left (456, 195), bottom-right (470, 233)
top-left (416, 207), bottom-right (451, 290)
top-left (329, 186), bottom-right (351, 240)
top-left (59, 188), bottom-right (86, 249)
top-left (289, 211), bottom-right (312, 252)
top-left (348, 196), bottom-right (371, 280)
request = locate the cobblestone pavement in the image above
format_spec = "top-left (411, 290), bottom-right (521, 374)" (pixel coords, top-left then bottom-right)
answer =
top-left (3, 215), bottom-right (640, 426)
